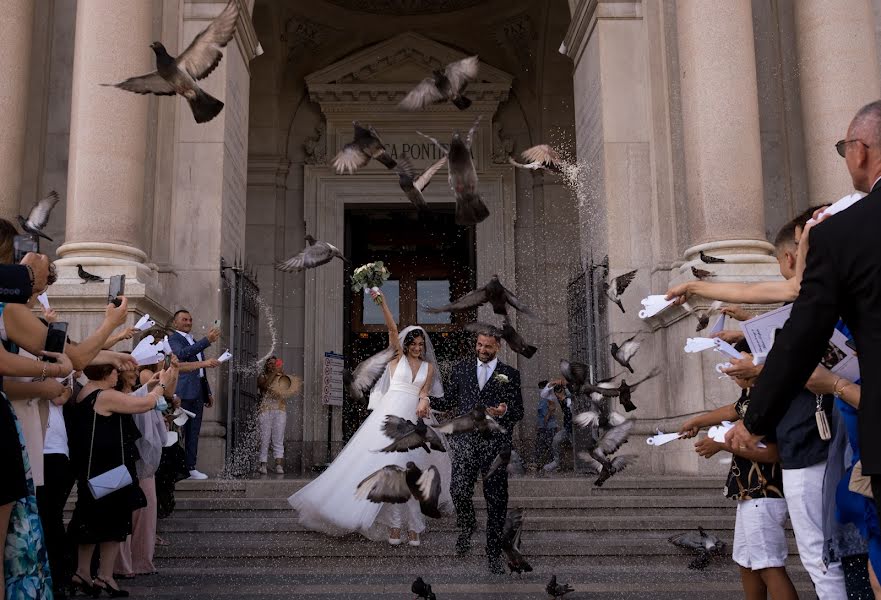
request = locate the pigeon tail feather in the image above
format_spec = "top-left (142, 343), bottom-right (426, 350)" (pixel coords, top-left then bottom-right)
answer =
top-left (452, 95), bottom-right (472, 110)
top-left (455, 191), bottom-right (490, 225)
top-left (188, 88), bottom-right (224, 123)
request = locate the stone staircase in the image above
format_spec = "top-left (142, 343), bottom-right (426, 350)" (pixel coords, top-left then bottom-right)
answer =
top-left (89, 476), bottom-right (813, 598)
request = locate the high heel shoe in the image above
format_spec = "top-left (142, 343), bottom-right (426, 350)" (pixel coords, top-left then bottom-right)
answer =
top-left (94, 577), bottom-right (130, 598)
top-left (69, 573), bottom-right (99, 598)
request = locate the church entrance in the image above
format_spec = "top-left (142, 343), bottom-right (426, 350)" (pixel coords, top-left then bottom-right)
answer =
top-left (342, 206), bottom-right (476, 439)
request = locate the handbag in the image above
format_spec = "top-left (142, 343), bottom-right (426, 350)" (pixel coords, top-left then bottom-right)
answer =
top-left (849, 460), bottom-right (874, 499)
top-left (86, 407), bottom-right (132, 500)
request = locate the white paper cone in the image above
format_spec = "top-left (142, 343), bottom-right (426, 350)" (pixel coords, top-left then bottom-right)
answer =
top-left (135, 314), bottom-right (155, 331)
top-left (37, 293), bottom-right (50, 311)
top-left (218, 350), bottom-right (232, 363)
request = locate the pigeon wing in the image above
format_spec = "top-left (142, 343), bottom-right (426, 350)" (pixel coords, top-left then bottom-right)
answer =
top-left (354, 465), bottom-right (410, 503)
top-left (501, 285), bottom-right (536, 317)
top-left (348, 347), bottom-right (395, 399)
top-left (668, 530), bottom-right (703, 551)
top-left (332, 144), bottom-right (370, 174)
top-left (424, 287), bottom-right (488, 314)
top-left (175, 0), bottom-right (239, 81)
top-left (378, 432), bottom-right (426, 453)
top-left (445, 56), bottom-right (480, 92)
top-left (423, 426), bottom-right (447, 452)
top-left (414, 466), bottom-right (442, 518)
top-left (521, 144), bottom-right (562, 168)
top-left (275, 250), bottom-right (307, 273)
top-left (614, 269), bottom-right (638, 296)
top-left (576, 452), bottom-right (603, 474)
top-left (435, 413), bottom-right (476, 435)
top-left (464, 321), bottom-right (503, 338)
top-left (414, 157), bottom-right (448, 192)
top-left (597, 419), bottom-right (633, 454)
top-left (399, 78), bottom-right (445, 110)
top-left (381, 415), bottom-right (417, 439)
top-left (618, 340), bottom-right (640, 363)
top-left (610, 454), bottom-right (638, 473)
top-left (27, 191), bottom-right (60, 230)
top-left (106, 72), bottom-right (176, 95)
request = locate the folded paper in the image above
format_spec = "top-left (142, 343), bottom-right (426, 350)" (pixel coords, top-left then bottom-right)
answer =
top-left (646, 431), bottom-right (684, 446)
top-left (135, 314), bottom-right (155, 331)
top-left (37, 292), bottom-right (50, 311)
top-left (707, 421), bottom-right (765, 448)
top-left (713, 338), bottom-right (743, 360)
top-left (806, 192), bottom-right (864, 225)
top-left (638, 295), bottom-right (676, 320)
top-left (684, 338), bottom-right (716, 354)
top-left (218, 349), bottom-right (232, 363)
top-left (164, 431), bottom-right (179, 447)
top-left (709, 314), bottom-right (726, 337)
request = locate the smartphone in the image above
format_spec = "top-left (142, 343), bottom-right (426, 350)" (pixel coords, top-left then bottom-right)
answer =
top-left (42, 321), bottom-right (68, 363)
top-left (107, 274), bottom-right (125, 307)
top-left (13, 235), bottom-right (39, 263)
top-left (163, 354), bottom-right (172, 370)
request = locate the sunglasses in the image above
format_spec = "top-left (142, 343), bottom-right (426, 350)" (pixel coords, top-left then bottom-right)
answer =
top-left (835, 139), bottom-right (870, 157)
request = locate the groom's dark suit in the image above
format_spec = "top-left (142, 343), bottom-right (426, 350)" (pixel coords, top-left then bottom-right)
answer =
top-left (432, 358), bottom-right (524, 558)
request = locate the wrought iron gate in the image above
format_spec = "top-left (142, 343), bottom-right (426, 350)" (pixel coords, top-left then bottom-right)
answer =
top-left (221, 258), bottom-right (260, 467)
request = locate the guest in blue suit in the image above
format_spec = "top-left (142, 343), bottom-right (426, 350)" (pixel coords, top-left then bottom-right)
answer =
top-left (167, 309), bottom-right (221, 480)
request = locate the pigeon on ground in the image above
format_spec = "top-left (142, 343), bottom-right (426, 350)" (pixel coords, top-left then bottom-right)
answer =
top-left (394, 156), bottom-right (447, 211)
top-left (378, 416), bottom-right (446, 454)
top-left (691, 266), bottom-right (713, 280)
top-left (355, 462), bottom-right (442, 518)
top-left (501, 508), bottom-right (533, 575)
top-left (418, 117), bottom-right (489, 225)
top-left (682, 300), bottom-right (723, 333)
top-left (465, 317), bottom-right (537, 358)
top-left (546, 575), bottom-right (574, 599)
top-left (603, 268), bottom-right (637, 314)
top-left (425, 275), bottom-right (535, 318)
top-left (610, 334), bottom-right (640, 373)
top-left (77, 264), bottom-right (104, 284)
top-left (344, 346), bottom-right (395, 402)
top-left (411, 577), bottom-right (437, 600)
top-left (436, 406), bottom-right (506, 437)
top-left (18, 191), bottom-right (60, 241)
top-left (332, 121), bottom-right (397, 174)
top-left (103, 0), bottom-right (238, 123)
top-left (399, 55), bottom-right (480, 111)
top-left (276, 235), bottom-right (348, 273)
top-left (668, 526), bottom-right (726, 570)
top-left (699, 250), bottom-right (725, 264)
top-left (483, 447), bottom-right (511, 480)
top-left (507, 144), bottom-right (565, 174)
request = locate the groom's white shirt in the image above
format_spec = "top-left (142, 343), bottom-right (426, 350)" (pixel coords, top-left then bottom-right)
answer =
top-left (477, 357), bottom-right (498, 386)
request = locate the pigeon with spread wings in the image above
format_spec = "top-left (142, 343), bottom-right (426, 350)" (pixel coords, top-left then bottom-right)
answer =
top-left (355, 462), bottom-right (442, 519)
top-left (508, 144), bottom-right (566, 174)
top-left (425, 275), bottom-right (535, 318)
top-left (436, 406), bottom-right (506, 437)
top-left (465, 318), bottom-right (537, 358)
top-left (610, 333), bottom-right (640, 373)
top-left (501, 508), bottom-right (533, 575)
top-left (18, 191), bottom-right (61, 241)
top-left (276, 235), bottom-right (348, 273)
top-left (603, 268), bottom-right (637, 314)
top-left (394, 156), bottom-right (447, 212)
top-left (332, 122), bottom-right (397, 174)
top-left (103, 0), bottom-right (239, 123)
top-left (344, 346), bottom-right (395, 402)
top-left (668, 527), bottom-right (726, 570)
top-left (399, 55), bottom-right (480, 111)
top-left (378, 416), bottom-right (446, 454)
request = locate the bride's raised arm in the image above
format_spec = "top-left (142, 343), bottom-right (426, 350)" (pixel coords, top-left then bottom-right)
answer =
top-left (370, 289), bottom-right (402, 356)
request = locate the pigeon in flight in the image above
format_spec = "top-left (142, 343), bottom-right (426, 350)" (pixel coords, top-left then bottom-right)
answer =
top-left (77, 264), bottom-right (104, 284)
top-left (344, 346), bottom-right (395, 402)
top-left (610, 334), bottom-right (640, 373)
top-left (668, 526), bottom-right (726, 570)
top-left (682, 300), bottom-right (722, 332)
top-left (465, 317), bottom-right (537, 358)
top-left (418, 117), bottom-right (489, 225)
top-left (501, 508), bottom-right (533, 575)
top-left (483, 447), bottom-right (511, 480)
top-left (425, 275), bottom-right (535, 318)
top-left (399, 55), bottom-right (480, 111)
top-left (595, 368), bottom-right (660, 412)
top-left (18, 191), bottom-right (60, 241)
top-left (332, 122), bottom-right (396, 174)
top-left (355, 462), bottom-right (442, 519)
top-left (507, 144), bottom-right (566, 174)
top-left (699, 250), bottom-right (726, 264)
top-left (546, 575), bottom-right (574, 599)
top-left (378, 416), bottom-right (446, 454)
top-left (393, 156), bottom-right (447, 212)
top-left (103, 0), bottom-right (238, 123)
top-left (559, 358), bottom-right (590, 391)
top-left (276, 235), bottom-right (347, 273)
top-left (411, 577), bottom-right (437, 600)
top-left (436, 406), bottom-right (506, 437)
top-left (603, 268), bottom-right (637, 314)
top-left (691, 266), bottom-right (714, 280)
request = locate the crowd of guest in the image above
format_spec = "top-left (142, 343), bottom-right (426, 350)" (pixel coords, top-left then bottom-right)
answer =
top-left (0, 219), bottom-right (224, 598)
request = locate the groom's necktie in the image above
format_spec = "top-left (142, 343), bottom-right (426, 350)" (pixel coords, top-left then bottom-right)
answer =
top-left (478, 363), bottom-right (488, 390)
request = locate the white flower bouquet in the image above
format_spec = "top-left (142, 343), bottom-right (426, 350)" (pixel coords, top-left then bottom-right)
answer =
top-left (351, 261), bottom-right (391, 305)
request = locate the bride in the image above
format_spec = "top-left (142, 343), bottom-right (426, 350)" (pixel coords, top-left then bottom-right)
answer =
top-left (288, 289), bottom-right (452, 546)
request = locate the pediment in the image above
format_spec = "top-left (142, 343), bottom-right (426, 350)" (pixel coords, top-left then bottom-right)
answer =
top-left (305, 31), bottom-right (512, 106)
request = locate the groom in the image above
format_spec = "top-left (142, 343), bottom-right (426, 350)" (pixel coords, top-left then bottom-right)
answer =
top-left (428, 328), bottom-right (523, 574)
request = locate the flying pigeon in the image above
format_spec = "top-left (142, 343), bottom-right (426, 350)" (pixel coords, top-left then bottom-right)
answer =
top-left (546, 575), bottom-right (574, 599)
top-left (610, 334), bottom-right (640, 373)
top-left (393, 156), bottom-right (447, 211)
top-left (103, 0), bottom-right (239, 123)
top-left (418, 117), bottom-right (489, 225)
top-left (699, 250), bottom-right (726, 264)
top-left (559, 358), bottom-right (589, 390)
top-left (77, 264), bottom-right (104, 284)
top-left (507, 144), bottom-right (565, 174)
top-left (501, 508), bottom-right (533, 575)
top-left (600, 368), bottom-right (660, 412)
top-left (436, 406), bottom-right (506, 437)
top-left (668, 526), bottom-right (726, 570)
top-left (399, 55), bottom-right (480, 111)
top-left (682, 300), bottom-right (723, 333)
top-left (425, 275), bottom-right (535, 318)
top-left (411, 577), bottom-right (437, 600)
top-left (344, 346), bottom-right (395, 402)
top-left (691, 266), bottom-right (714, 280)
top-left (332, 121), bottom-right (396, 174)
top-left (378, 416), bottom-right (446, 454)
top-left (355, 462), bottom-right (442, 518)
top-left (18, 191), bottom-right (60, 241)
top-left (465, 317), bottom-right (537, 358)
top-left (276, 235), bottom-right (347, 273)
top-left (483, 447), bottom-right (511, 480)
top-left (603, 268), bottom-right (637, 314)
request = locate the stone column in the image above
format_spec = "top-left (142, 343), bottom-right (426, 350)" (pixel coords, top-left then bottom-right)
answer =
top-left (676, 0), bottom-right (775, 260)
top-left (794, 0), bottom-right (881, 204)
top-left (0, 0), bottom-right (36, 222)
top-left (55, 0), bottom-right (152, 268)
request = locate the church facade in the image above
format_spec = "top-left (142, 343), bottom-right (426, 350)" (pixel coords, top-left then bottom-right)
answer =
top-left (5, 0), bottom-right (881, 475)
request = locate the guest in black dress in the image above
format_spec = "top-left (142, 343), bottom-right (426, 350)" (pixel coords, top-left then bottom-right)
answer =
top-left (67, 363), bottom-right (174, 597)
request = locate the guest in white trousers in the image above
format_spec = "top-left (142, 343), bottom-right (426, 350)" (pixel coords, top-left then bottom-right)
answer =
top-left (256, 358), bottom-right (299, 475)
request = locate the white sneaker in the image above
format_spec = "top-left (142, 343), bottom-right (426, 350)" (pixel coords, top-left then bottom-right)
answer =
top-left (188, 469), bottom-right (208, 480)
top-left (274, 464), bottom-right (285, 474)
top-left (408, 532), bottom-right (420, 547)
top-left (257, 464), bottom-right (267, 475)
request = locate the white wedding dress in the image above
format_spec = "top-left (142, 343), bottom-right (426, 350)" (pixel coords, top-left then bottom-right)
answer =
top-left (288, 357), bottom-right (453, 541)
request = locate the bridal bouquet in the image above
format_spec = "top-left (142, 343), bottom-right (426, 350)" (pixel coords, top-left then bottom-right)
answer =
top-left (351, 261), bottom-right (391, 305)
